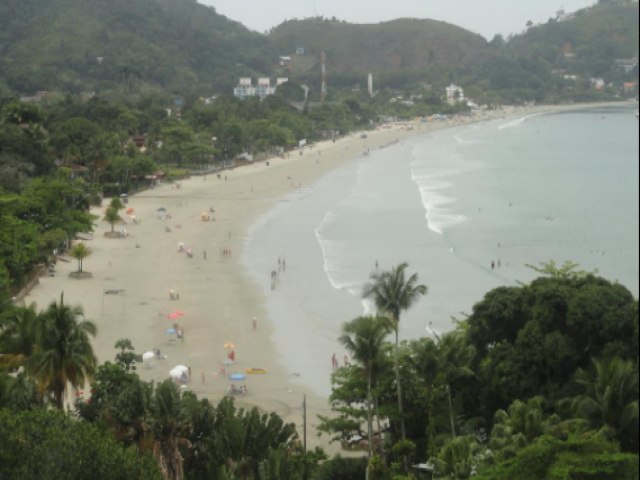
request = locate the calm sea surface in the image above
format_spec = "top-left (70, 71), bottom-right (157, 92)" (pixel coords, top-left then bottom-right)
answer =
top-left (242, 105), bottom-right (639, 396)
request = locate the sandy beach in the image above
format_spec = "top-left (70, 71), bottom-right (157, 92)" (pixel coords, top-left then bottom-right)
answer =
top-left (22, 103), bottom-right (612, 451)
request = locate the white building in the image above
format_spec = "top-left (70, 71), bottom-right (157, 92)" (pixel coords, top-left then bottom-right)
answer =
top-left (233, 78), bottom-right (254, 99)
top-left (233, 78), bottom-right (278, 99)
top-left (445, 84), bottom-right (465, 105)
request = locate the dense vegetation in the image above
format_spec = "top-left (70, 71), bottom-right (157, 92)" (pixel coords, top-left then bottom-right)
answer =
top-left (0, 0), bottom-right (274, 95)
top-left (1, 263), bottom-right (637, 479)
top-left (319, 262), bottom-right (638, 479)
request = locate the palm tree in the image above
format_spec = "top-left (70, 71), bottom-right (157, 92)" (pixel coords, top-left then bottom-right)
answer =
top-left (339, 315), bottom-right (392, 462)
top-left (104, 206), bottom-right (121, 233)
top-left (434, 434), bottom-right (486, 480)
top-left (30, 294), bottom-right (97, 409)
top-left (147, 380), bottom-right (191, 480)
top-left (435, 330), bottom-right (475, 438)
top-left (571, 357), bottom-right (639, 450)
top-left (362, 262), bottom-right (427, 440)
top-left (71, 242), bottom-right (91, 273)
top-left (489, 397), bottom-right (558, 462)
top-left (0, 303), bottom-right (40, 369)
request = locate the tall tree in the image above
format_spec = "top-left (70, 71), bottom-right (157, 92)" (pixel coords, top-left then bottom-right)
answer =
top-left (339, 315), bottom-right (392, 463)
top-left (104, 206), bottom-right (122, 233)
top-left (435, 330), bottom-right (476, 438)
top-left (570, 357), bottom-right (639, 452)
top-left (30, 294), bottom-right (97, 409)
top-left (434, 434), bottom-right (486, 480)
top-left (0, 302), bottom-right (40, 369)
top-left (147, 380), bottom-right (191, 480)
top-left (362, 262), bottom-right (427, 440)
top-left (70, 242), bottom-right (91, 273)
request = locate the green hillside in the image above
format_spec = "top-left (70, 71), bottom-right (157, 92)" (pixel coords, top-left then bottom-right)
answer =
top-left (268, 17), bottom-right (495, 87)
top-left (0, 0), bottom-right (277, 95)
top-left (509, 2), bottom-right (639, 80)
top-left (0, 0), bottom-right (637, 101)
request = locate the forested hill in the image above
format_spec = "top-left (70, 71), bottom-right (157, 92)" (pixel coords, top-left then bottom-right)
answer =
top-left (0, 0), bottom-right (276, 95)
top-left (268, 17), bottom-right (494, 74)
top-left (0, 0), bottom-right (637, 99)
top-left (508, 2), bottom-right (639, 79)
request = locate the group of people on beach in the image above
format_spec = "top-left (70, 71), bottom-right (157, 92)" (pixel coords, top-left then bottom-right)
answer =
top-left (331, 353), bottom-right (350, 372)
top-left (270, 256), bottom-right (287, 290)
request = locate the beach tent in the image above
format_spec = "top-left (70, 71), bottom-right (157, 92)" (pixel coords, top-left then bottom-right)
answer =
top-left (142, 351), bottom-right (155, 368)
top-left (142, 351), bottom-right (155, 361)
top-left (169, 365), bottom-right (189, 379)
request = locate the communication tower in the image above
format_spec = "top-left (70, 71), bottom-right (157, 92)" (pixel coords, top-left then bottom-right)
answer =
top-left (321, 50), bottom-right (327, 102)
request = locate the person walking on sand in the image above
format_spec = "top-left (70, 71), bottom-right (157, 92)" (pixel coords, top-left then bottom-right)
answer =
top-left (203, 249), bottom-right (207, 260)
top-left (252, 317), bottom-right (257, 330)
top-left (331, 353), bottom-right (338, 372)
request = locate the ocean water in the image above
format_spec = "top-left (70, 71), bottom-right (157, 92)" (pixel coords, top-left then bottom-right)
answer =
top-left (242, 105), bottom-right (639, 397)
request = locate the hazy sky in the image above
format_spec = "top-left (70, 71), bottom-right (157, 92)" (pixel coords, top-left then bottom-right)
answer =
top-left (199, 0), bottom-right (596, 39)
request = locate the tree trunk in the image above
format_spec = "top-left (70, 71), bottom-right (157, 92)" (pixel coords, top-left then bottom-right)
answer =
top-left (366, 369), bottom-right (374, 459)
top-left (54, 379), bottom-right (65, 410)
top-left (394, 329), bottom-right (406, 440)
top-left (374, 396), bottom-right (383, 453)
top-left (447, 384), bottom-right (457, 438)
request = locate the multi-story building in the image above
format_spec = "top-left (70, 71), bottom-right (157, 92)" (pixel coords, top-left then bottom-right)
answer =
top-left (233, 78), bottom-right (288, 99)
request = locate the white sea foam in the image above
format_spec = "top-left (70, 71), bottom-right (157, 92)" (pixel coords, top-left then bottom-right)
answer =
top-left (411, 166), bottom-right (469, 235)
top-left (498, 113), bottom-right (542, 131)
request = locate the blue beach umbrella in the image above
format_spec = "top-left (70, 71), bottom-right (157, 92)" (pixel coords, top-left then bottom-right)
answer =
top-left (166, 327), bottom-right (177, 335)
top-left (229, 373), bottom-right (246, 381)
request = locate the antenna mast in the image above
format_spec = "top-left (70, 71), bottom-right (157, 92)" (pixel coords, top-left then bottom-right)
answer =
top-left (320, 50), bottom-right (327, 102)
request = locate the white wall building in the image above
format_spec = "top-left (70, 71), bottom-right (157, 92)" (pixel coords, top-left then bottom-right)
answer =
top-left (445, 84), bottom-right (465, 105)
top-left (233, 77), bottom-right (279, 99)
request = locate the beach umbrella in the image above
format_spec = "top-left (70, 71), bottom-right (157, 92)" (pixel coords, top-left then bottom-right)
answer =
top-left (166, 328), bottom-right (177, 335)
top-left (172, 365), bottom-right (189, 373)
top-left (167, 311), bottom-right (184, 320)
top-left (142, 351), bottom-right (155, 361)
top-left (229, 373), bottom-right (246, 381)
top-left (224, 342), bottom-right (235, 349)
top-left (169, 368), bottom-right (184, 379)
top-left (126, 208), bottom-right (134, 214)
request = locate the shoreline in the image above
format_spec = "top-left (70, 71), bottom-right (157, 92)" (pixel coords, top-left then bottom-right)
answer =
top-left (22, 101), bottom-right (631, 452)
